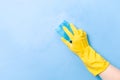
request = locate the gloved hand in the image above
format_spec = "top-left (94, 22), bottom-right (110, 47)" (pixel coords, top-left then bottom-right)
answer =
top-left (61, 23), bottom-right (110, 76)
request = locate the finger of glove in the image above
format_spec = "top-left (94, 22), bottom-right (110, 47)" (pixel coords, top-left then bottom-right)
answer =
top-left (61, 37), bottom-right (71, 48)
top-left (63, 26), bottom-right (73, 40)
top-left (70, 23), bottom-right (78, 35)
top-left (78, 29), bottom-right (86, 36)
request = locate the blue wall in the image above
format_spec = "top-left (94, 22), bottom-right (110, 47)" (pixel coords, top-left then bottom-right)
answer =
top-left (0, 0), bottom-right (120, 80)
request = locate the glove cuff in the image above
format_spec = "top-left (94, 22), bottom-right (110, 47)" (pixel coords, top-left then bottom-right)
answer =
top-left (78, 46), bottom-right (110, 76)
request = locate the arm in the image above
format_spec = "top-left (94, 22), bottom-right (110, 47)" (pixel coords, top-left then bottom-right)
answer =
top-left (99, 64), bottom-right (120, 80)
top-left (60, 23), bottom-right (120, 79)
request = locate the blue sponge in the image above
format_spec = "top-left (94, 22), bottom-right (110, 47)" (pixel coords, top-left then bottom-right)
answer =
top-left (56, 20), bottom-right (73, 41)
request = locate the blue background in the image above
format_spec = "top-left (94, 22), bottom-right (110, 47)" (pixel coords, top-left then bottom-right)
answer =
top-left (0, 0), bottom-right (120, 80)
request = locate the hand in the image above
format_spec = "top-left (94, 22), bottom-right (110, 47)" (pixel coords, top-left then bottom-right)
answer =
top-left (61, 23), bottom-right (89, 56)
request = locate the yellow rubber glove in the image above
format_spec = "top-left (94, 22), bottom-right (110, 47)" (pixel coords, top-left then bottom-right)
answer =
top-left (61, 23), bottom-right (109, 76)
